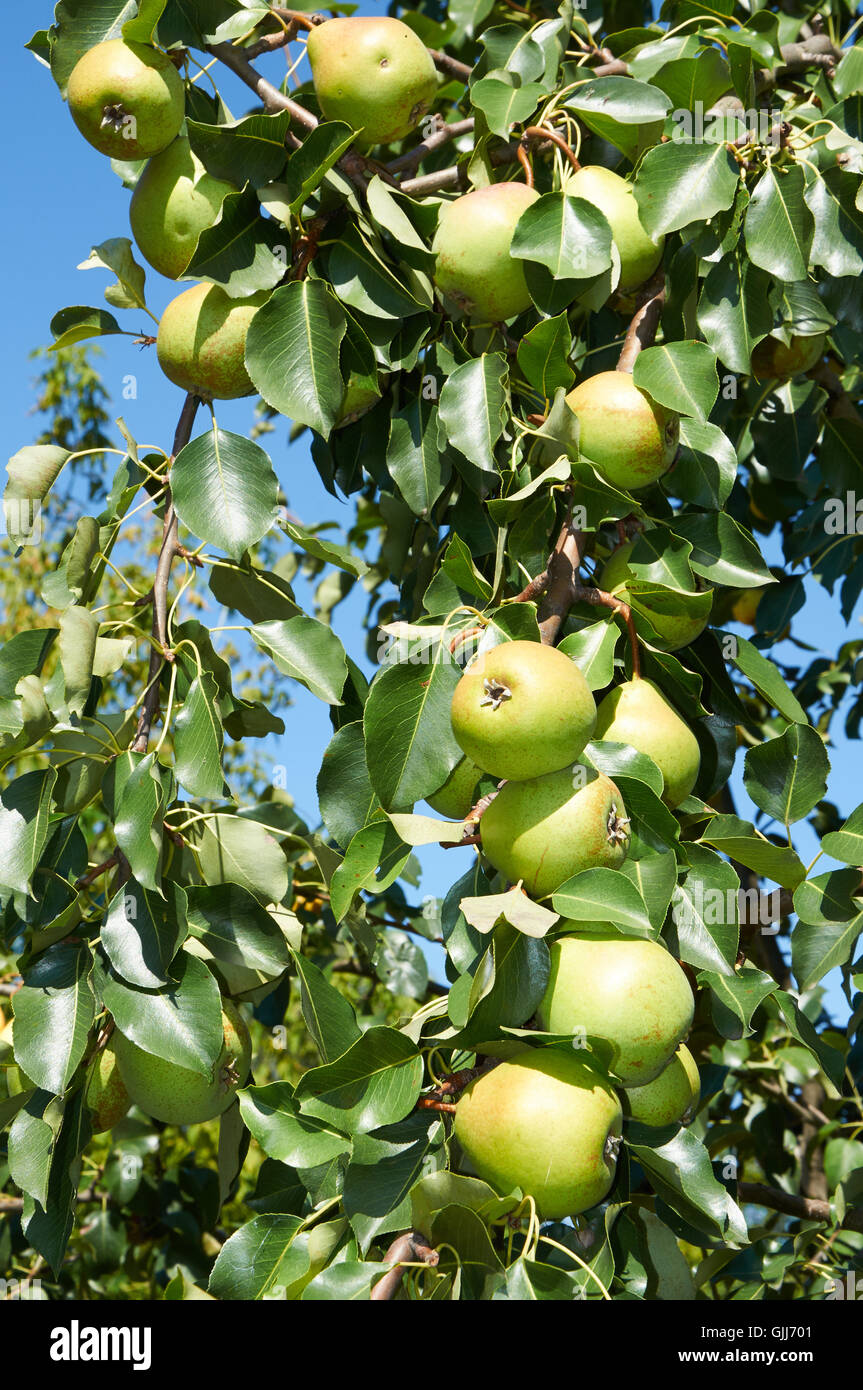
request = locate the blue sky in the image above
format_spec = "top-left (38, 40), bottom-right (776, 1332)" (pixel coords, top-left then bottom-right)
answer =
top-left (1, 5), bottom-right (859, 1012)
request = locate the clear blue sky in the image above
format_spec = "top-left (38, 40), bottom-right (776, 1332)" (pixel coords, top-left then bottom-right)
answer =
top-left (1, 6), bottom-right (859, 1012)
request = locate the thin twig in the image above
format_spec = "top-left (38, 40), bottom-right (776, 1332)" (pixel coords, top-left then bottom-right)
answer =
top-left (429, 50), bottom-right (473, 84)
top-left (387, 117), bottom-right (476, 178)
top-left (131, 393), bottom-right (200, 755)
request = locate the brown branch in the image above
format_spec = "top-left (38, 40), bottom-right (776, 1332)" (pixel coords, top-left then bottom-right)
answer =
top-left (245, 20), bottom-right (300, 60)
top-left (758, 1078), bottom-right (831, 1127)
top-left (131, 393), bottom-right (200, 755)
top-left (370, 1230), bottom-right (439, 1301)
top-left (270, 7), bottom-right (323, 30)
top-left (0, 1187), bottom-right (100, 1215)
top-left (399, 140), bottom-right (529, 196)
top-left (208, 41), bottom-right (318, 129)
top-left (617, 270), bottom-right (667, 373)
top-left (387, 117), bottom-right (476, 178)
top-left (738, 1182), bottom-right (863, 1233)
top-left (586, 47), bottom-right (630, 77)
top-left (536, 514), bottom-right (588, 646)
top-left (75, 853), bottom-right (120, 890)
top-left (429, 50), bottom-right (473, 84)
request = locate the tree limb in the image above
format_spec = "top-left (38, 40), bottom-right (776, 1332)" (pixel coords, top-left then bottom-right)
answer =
top-left (387, 117), bottom-right (476, 178)
top-left (738, 1181), bottom-right (862, 1233)
top-left (429, 50), bottom-right (473, 84)
top-left (536, 514), bottom-right (587, 646)
top-left (370, 1230), bottom-right (439, 1300)
top-left (617, 270), bottom-right (667, 373)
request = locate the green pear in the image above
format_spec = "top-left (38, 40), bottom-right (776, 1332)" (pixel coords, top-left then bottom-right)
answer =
top-left (563, 165), bottom-right (664, 291)
top-left (622, 1043), bottom-right (700, 1127)
top-left (454, 1048), bottom-right (623, 1219)
top-left (432, 183), bottom-right (539, 321)
top-left (751, 332), bottom-right (826, 381)
top-left (112, 1000), bottom-right (251, 1125)
top-left (565, 371), bottom-right (678, 490)
top-left (480, 766), bottom-right (630, 899)
top-left (538, 930), bottom-right (695, 1086)
top-left (156, 282), bottom-right (266, 399)
top-left (85, 1044), bottom-right (131, 1133)
top-left (427, 756), bottom-right (482, 820)
top-left (594, 677), bottom-right (700, 808)
top-left (130, 137), bottom-right (235, 279)
top-left (599, 541), bottom-right (712, 652)
top-left (450, 639), bottom-right (596, 782)
top-left (67, 39), bottom-right (185, 160)
top-left (307, 17), bottom-right (438, 148)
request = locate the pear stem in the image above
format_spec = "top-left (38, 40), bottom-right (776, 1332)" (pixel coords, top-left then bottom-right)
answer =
top-left (617, 270), bottom-right (667, 373)
top-left (570, 586), bottom-right (642, 679)
top-left (521, 124), bottom-right (581, 179)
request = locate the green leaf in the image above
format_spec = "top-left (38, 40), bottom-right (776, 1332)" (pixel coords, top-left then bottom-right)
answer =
top-left (744, 166), bottom-right (813, 284)
top-left (280, 120), bottom-right (356, 213)
top-left (0, 768), bottom-right (57, 896)
top-left (245, 280), bottom-right (347, 437)
top-left (185, 186), bottom-right (291, 297)
top-left (4, 446), bottom-right (69, 545)
top-left (113, 753), bottom-right (167, 894)
top-left (438, 354), bottom-right (508, 475)
top-left (669, 513), bottom-right (772, 588)
top-left (173, 672), bottom-right (225, 800)
top-left (460, 886), bottom-right (559, 938)
top-left (697, 254), bottom-right (773, 375)
top-left (251, 615), bottom-right (347, 705)
top-left (729, 635), bottom-right (808, 723)
top-left (628, 1124), bottom-right (748, 1243)
top-left (102, 879), bottom-right (185, 988)
top-left (552, 868), bottom-right (653, 937)
top-left (633, 341), bottom-right (719, 424)
top-left (207, 1213), bottom-right (304, 1300)
top-left (281, 521), bottom-right (369, 579)
top-left (238, 1083), bottom-right (351, 1166)
top-left (698, 815), bottom-right (806, 889)
top-left (195, 813), bottom-right (290, 904)
top-left (12, 945), bottom-right (95, 1094)
top-left (564, 77), bottom-right (670, 159)
top-left (363, 652), bottom-right (462, 811)
top-left (387, 398), bottom-right (449, 518)
top-left (78, 237), bottom-right (147, 313)
top-left (294, 1027), bottom-right (424, 1136)
top-left (470, 75), bottom-right (544, 136)
top-left (805, 166), bottom-right (863, 278)
top-left (510, 193), bottom-right (613, 280)
top-left (516, 313), bottom-right (575, 397)
top-left (103, 951), bottom-right (224, 1075)
top-left (329, 819), bottom-right (410, 924)
top-left (171, 428), bottom-right (278, 563)
top-left (317, 721), bottom-right (378, 851)
top-left (186, 884), bottom-right (291, 978)
top-left (290, 951), bottom-right (361, 1064)
top-left (792, 869), bottom-right (863, 989)
top-left (743, 724), bottom-right (829, 826)
top-left (674, 418), bottom-right (738, 509)
top-left (558, 620), bottom-right (620, 691)
top-left (669, 848), bottom-right (739, 976)
top-left (634, 141), bottom-right (739, 238)
top-left (49, 305), bottom-right (124, 350)
top-left (344, 1114), bottom-right (440, 1251)
top-left (821, 805), bottom-right (863, 864)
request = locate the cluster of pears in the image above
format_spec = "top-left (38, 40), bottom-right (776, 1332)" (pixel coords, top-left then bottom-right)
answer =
top-left (3, 1000), bottom-right (250, 1131)
top-left (431, 175), bottom-right (675, 492)
top-left (427, 639), bottom-right (702, 1218)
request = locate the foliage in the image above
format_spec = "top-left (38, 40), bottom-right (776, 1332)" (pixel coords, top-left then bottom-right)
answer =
top-left (3, 0), bottom-right (863, 1302)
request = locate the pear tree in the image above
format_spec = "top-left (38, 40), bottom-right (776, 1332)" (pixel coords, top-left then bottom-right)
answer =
top-left (2, 0), bottom-right (863, 1308)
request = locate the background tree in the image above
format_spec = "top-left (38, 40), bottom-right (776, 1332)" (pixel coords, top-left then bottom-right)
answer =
top-left (2, 0), bottom-right (863, 1303)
